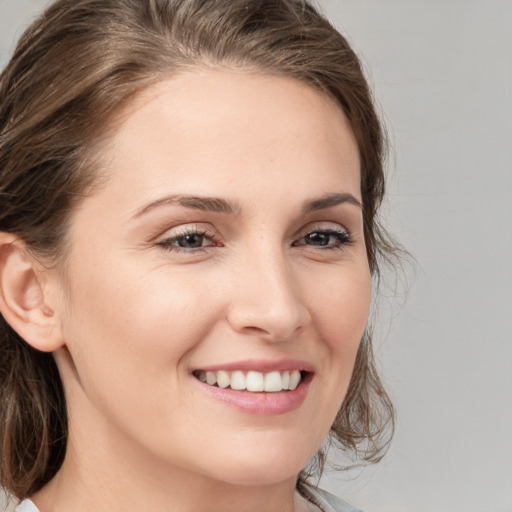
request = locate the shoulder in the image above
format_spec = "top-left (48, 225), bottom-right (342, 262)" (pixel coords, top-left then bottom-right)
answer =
top-left (14, 500), bottom-right (39, 512)
top-left (302, 484), bottom-right (365, 512)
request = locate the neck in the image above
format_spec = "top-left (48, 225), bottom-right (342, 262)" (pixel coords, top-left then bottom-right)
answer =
top-left (33, 468), bottom-right (304, 512)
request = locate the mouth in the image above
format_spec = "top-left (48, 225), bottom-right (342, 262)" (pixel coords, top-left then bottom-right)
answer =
top-left (191, 363), bottom-right (313, 415)
top-left (192, 369), bottom-right (309, 392)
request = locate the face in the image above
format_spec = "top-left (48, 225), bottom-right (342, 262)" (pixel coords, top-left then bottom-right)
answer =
top-left (52, 69), bottom-right (371, 487)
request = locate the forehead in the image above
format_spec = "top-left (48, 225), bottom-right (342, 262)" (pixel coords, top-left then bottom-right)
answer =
top-left (94, 69), bottom-right (361, 209)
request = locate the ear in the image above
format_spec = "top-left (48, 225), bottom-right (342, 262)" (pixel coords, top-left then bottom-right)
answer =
top-left (0, 233), bottom-right (64, 352)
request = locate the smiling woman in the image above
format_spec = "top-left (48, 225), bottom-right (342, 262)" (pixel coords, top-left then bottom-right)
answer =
top-left (0, 1), bottom-right (399, 512)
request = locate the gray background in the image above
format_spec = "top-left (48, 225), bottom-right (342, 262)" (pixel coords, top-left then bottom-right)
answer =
top-left (1, 1), bottom-right (511, 511)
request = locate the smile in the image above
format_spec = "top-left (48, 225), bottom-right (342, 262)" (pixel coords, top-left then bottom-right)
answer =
top-left (193, 370), bottom-right (304, 392)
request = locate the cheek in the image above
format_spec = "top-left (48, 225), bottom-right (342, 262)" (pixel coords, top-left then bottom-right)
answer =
top-left (59, 262), bottom-right (222, 403)
top-left (309, 263), bottom-right (371, 347)
top-left (307, 261), bottom-right (371, 411)
top-left (69, 277), bottom-right (211, 359)
top-left (58, 267), bottom-right (226, 444)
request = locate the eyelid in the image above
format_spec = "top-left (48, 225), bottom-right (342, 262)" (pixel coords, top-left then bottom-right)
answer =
top-left (295, 221), bottom-right (350, 239)
top-left (154, 222), bottom-right (215, 241)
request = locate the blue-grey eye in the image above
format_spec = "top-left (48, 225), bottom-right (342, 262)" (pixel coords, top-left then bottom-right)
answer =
top-left (157, 229), bottom-right (214, 252)
top-left (302, 230), bottom-right (350, 247)
top-left (174, 232), bottom-right (207, 248)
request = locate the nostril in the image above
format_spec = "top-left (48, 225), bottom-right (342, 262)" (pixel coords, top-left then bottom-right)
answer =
top-left (241, 325), bottom-right (270, 335)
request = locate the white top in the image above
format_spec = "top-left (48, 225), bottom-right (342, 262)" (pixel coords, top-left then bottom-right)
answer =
top-left (14, 486), bottom-right (364, 512)
top-left (13, 500), bottom-right (38, 512)
top-left (305, 486), bottom-right (364, 512)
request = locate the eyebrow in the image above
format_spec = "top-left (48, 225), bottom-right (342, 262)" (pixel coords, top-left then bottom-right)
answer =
top-left (132, 191), bottom-right (362, 220)
top-left (133, 194), bottom-right (240, 219)
top-left (302, 192), bottom-right (363, 213)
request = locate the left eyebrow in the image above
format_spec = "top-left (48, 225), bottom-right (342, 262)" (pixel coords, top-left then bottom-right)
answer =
top-left (302, 192), bottom-right (363, 214)
top-left (132, 194), bottom-right (241, 219)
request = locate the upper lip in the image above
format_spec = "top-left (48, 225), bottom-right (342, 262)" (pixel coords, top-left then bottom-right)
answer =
top-left (193, 359), bottom-right (314, 373)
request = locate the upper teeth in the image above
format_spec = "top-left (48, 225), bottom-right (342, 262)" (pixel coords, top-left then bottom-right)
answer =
top-left (196, 370), bottom-right (302, 392)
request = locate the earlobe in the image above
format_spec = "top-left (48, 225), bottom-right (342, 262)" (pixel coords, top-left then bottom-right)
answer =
top-left (0, 233), bottom-right (64, 352)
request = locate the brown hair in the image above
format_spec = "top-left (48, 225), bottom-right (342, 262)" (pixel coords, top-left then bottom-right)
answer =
top-left (0, 0), bottom-right (397, 501)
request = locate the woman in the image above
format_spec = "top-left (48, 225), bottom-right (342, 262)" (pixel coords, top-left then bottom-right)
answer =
top-left (0, 1), bottom-right (397, 511)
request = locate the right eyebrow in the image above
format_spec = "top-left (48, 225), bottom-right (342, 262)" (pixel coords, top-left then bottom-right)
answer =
top-left (302, 192), bottom-right (363, 214)
top-left (131, 194), bottom-right (241, 219)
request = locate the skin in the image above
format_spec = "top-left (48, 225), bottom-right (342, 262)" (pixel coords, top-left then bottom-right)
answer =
top-left (28, 69), bottom-right (371, 512)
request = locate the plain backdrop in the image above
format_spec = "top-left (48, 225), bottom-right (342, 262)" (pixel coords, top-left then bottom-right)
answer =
top-left (1, 1), bottom-right (511, 511)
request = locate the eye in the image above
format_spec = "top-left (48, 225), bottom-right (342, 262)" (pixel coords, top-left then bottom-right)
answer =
top-left (294, 228), bottom-right (352, 250)
top-left (157, 228), bottom-right (217, 252)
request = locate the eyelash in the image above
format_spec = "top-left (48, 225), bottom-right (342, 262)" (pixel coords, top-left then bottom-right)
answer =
top-left (156, 226), bottom-right (352, 253)
top-left (293, 228), bottom-right (352, 250)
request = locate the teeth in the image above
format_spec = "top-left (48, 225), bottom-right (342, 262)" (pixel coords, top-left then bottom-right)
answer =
top-left (264, 371), bottom-right (282, 392)
top-left (289, 370), bottom-right (301, 391)
top-left (217, 370), bottom-right (230, 389)
top-left (246, 371), bottom-right (264, 392)
top-left (282, 371), bottom-right (290, 390)
top-left (195, 369), bottom-right (304, 392)
top-left (230, 371), bottom-right (246, 390)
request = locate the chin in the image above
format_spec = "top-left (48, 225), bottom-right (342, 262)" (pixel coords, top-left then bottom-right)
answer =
top-left (198, 435), bottom-right (315, 487)
top-left (210, 463), bottom-right (302, 488)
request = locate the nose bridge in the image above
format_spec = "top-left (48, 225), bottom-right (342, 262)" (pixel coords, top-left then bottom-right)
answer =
top-left (227, 243), bottom-right (310, 340)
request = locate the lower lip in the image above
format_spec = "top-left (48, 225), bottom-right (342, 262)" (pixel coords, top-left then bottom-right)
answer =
top-left (193, 373), bottom-right (312, 416)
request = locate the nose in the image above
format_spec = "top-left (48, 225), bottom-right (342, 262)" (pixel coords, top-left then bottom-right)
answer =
top-left (226, 250), bottom-right (311, 342)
